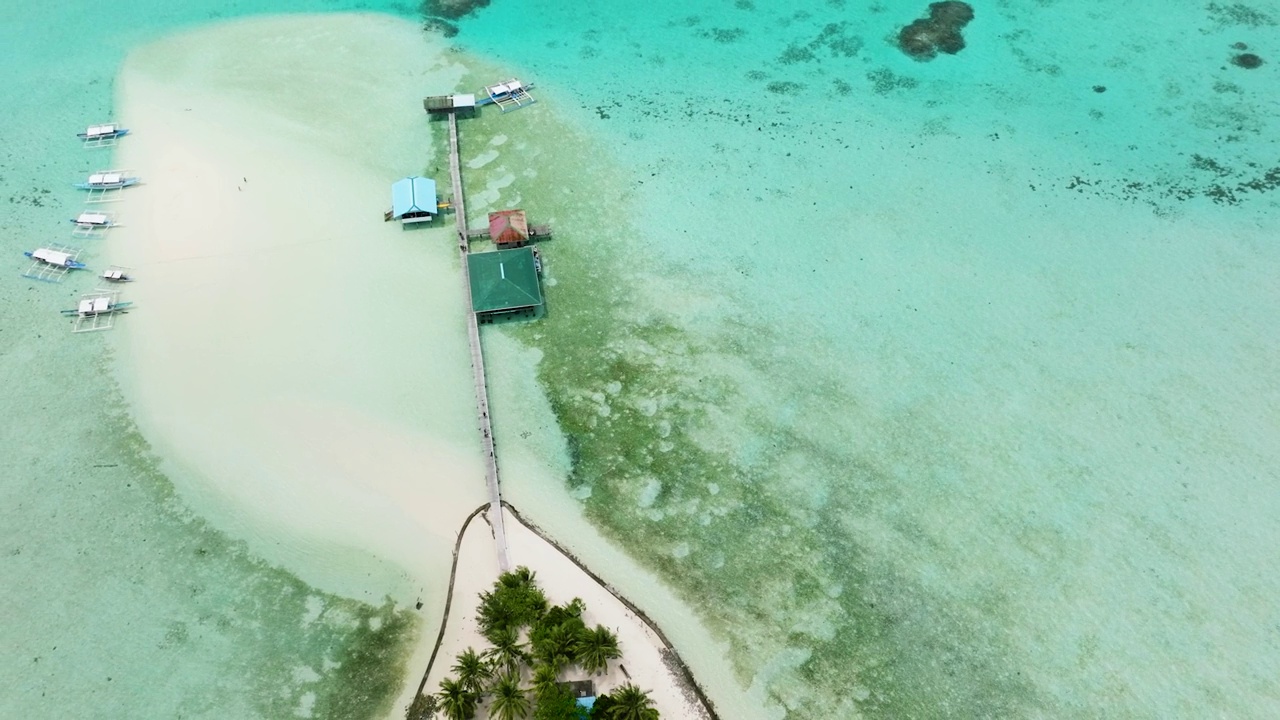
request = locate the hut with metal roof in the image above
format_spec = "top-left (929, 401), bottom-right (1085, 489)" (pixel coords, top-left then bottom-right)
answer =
top-left (423, 93), bottom-right (477, 116)
top-left (488, 209), bottom-right (530, 247)
top-left (467, 247), bottom-right (544, 321)
top-left (388, 177), bottom-right (438, 224)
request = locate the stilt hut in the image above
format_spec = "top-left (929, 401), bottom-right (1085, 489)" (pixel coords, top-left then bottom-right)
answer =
top-left (423, 93), bottom-right (477, 116)
top-left (467, 247), bottom-right (544, 321)
top-left (488, 209), bottom-right (530, 248)
top-left (388, 176), bottom-right (438, 224)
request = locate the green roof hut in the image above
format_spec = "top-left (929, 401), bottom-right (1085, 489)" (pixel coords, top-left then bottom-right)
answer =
top-left (467, 247), bottom-right (543, 321)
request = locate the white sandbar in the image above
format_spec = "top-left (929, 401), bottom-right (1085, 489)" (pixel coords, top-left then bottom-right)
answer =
top-left (108, 13), bottom-right (489, 706)
top-left (106, 13), bottom-right (733, 718)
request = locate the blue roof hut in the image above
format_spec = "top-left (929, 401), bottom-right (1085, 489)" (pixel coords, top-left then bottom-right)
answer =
top-left (388, 176), bottom-right (438, 224)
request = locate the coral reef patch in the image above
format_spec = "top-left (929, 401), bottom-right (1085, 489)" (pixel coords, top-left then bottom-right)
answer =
top-left (897, 2), bottom-right (975, 60)
top-left (420, 0), bottom-right (490, 22)
top-left (1205, 2), bottom-right (1276, 29)
top-left (867, 68), bottom-right (920, 94)
top-left (1062, 155), bottom-right (1280, 211)
top-left (1231, 52), bottom-right (1264, 68)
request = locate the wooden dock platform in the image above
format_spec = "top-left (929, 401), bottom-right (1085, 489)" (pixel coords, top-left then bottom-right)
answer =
top-left (447, 111), bottom-right (511, 572)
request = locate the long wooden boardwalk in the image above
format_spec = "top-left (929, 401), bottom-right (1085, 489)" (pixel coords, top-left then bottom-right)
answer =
top-left (447, 111), bottom-right (511, 572)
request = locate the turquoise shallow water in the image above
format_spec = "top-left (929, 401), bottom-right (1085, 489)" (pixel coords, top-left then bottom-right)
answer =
top-left (4, 0), bottom-right (1280, 717)
top-left (1, 3), bottom-right (430, 718)
top-left (449, 0), bottom-right (1280, 716)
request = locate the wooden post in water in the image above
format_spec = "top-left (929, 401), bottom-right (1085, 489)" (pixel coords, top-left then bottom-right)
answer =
top-left (447, 111), bottom-right (511, 573)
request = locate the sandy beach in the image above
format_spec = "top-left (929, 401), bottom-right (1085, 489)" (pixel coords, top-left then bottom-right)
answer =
top-left (421, 506), bottom-right (714, 720)
top-left (105, 13), bottom-right (726, 717)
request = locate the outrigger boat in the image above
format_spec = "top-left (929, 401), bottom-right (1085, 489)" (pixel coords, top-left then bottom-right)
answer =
top-left (69, 211), bottom-right (116, 228)
top-left (78, 123), bottom-right (129, 142)
top-left (100, 265), bottom-right (134, 282)
top-left (74, 171), bottom-right (140, 190)
top-left (61, 295), bottom-right (132, 317)
top-left (25, 247), bottom-right (87, 269)
top-left (61, 289), bottom-right (133, 332)
top-left (477, 79), bottom-right (536, 112)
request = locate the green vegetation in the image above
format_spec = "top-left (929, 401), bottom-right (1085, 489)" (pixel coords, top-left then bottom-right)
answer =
top-left (594, 684), bottom-right (659, 720)
top-left (574, 626), bottom-right (621, 676)
top-left (406, 567), bottom-right (656, 720)
top-left (438, 677), bottom-right (478, 720)
top-left (489, 674), bottom-right (530, 720)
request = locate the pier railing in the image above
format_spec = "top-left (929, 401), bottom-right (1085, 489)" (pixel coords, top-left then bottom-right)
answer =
top-left (447, 111), bottom-right (510, 572)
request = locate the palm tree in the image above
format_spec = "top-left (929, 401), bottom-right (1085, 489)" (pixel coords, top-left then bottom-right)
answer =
top-left (484, 626), bottom-right (529, 675)
top-left (499, 566), bottom-right (537, 589)
top-left (574, 625), bottom-right (621, 676)
top-left (607, 684), bottom-right (658, 720)
top-left (437, 677), bottom-right (478, 720)
top-left (452, 647), bottom-right (490, 696)
top-left (530, 663), bottom-right (559, 701)
top-left (477, 589), bottom-right (514, 638)
top-left (487, 673), bottom-right (530, 720)
top-left (532, 623), bottom-right (577, 672)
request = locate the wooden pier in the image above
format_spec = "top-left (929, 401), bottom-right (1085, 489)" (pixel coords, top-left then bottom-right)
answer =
top-left (447, 111), bottom-right (511, 572)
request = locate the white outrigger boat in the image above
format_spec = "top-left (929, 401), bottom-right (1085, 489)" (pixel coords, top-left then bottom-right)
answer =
top-left (62, 294), bottom-right (132, 317)
top-left (61, 289), bottom-right (132, 333)
top-left (25, 247), bottom-right (87, 269)
top-left (69, 211), bottom-right (116, 228)
top-left (75, 171), bottom-right (140, 191)
top-left (22, 244), bottom-right (87, 282)
top-left (78, 123), bottom-right (129, 146)
top-left (70, 210), bottom-right (119, 237)
top-left (100, 265), bottom-right (134, 282)
top-left (477, 78), bottom-right (536, 112)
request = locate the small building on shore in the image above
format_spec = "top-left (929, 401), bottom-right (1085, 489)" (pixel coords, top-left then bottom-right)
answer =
top-left (388, 176), bottom-right (438, 224)
top-left (563, 680), bottom-right (596, 711)
top-left (467, 246), bottom-right (543, 322)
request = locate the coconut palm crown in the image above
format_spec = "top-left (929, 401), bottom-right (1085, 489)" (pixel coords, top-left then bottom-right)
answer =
top-left (437, 676), bottom-right (479, 720)
top-left (574, 624), bottom-right (621, 676)
top-left (451, 647), bottom-right (490, 697)
top-left (607, 683), bottom-right (659, 720)
top-left (487, 672), bottom-right (530, 720)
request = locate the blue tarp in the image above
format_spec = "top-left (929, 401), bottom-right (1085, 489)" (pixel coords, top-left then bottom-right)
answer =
top-left (391, 176), bottom-right (437, 218)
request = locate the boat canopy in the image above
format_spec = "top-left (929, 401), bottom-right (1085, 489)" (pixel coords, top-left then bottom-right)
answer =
top-left (391, 176), bottom-right (438, 219)
top-left (487, 79), bottom-right (524, 96)
top-left (78, 297), bottom-right (110, 314)
top-left (89, 172), bottom-right (123, 185)
top-left (34, 248), bottom-right (71, 265)
top-left (86, 124), bottom-right (116, 136)
top-left (76, 212), bottom-right (109, 225)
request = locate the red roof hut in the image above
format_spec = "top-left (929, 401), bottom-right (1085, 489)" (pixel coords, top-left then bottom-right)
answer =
top-left (488, 209), bottom-right (530, 247)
